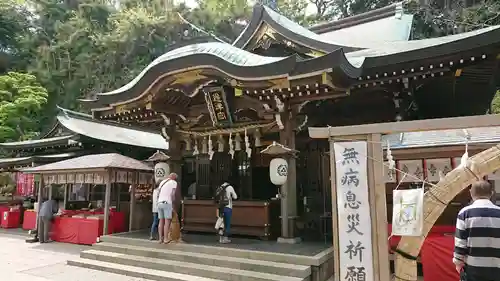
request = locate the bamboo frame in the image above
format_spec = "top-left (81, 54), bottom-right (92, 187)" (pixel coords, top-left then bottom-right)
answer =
top-left (394, 144), bottom-right (500, 281)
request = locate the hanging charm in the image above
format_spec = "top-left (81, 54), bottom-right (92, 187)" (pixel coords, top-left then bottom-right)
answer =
top-left (193, 138), bottom-right (199, 156)
top-left (228, 133), bottom-right (235, 159)
top-left (459, 135), bottom-right (469, 168)
top-left (201, 137), bottom-right (208, 154)
top-left (245, 129), bottom-right (252, 158)
top-left (386, 140), bottom-right (396, 171)
top-left (254, 129), bottom-right (261, 147)
top-left (217, 135), bottom-right (225, 152)
top-left (235, 133), bottom-right (242, 151)
top-left (208, 135), bottom-right (214, 160)
top-left (185, 136), bottom-right (192, 151)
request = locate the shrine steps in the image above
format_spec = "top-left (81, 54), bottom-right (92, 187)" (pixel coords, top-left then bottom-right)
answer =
top-left (84, 243), bottom-right (310, 277)
top-left (67, 235), bottom-right (333, 281)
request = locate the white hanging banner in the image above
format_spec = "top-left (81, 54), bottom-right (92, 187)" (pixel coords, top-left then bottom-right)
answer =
top-left (392, 188), bottom-right (424, 236)
top-left (334, 141), bottom-right (374, 281)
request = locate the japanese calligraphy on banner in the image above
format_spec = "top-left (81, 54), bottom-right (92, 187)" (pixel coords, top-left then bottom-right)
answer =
top-left (16, 173), bottom-right (35, 196)
top-left (334, 141), bottom-right (374, 281)
top-left (204, 86), bottom-right (232, 127)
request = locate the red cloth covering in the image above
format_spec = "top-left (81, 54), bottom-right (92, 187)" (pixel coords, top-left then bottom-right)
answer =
top-left (50, 211), bottom-right (125, 245)
top-left (388, 224), bottom-right (456, 250)
top-left (51, 217), bottom-right (104, 245)
top-left (421, 236), bottom-right (459, 281)
top-left (16, 173), bottom-right (34, 196)
top-left (1, 210), bottom-right (21, 228)
top-left (110, 210), bottom-right (125, 233)
top-left (22, 210), bottom-right (37, 230)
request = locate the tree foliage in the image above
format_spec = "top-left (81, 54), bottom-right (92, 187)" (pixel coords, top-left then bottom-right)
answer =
top-left (0, 72), bottom-right (49, 142)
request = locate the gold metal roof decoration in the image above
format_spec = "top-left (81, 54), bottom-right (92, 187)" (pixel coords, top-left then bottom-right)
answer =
top-left (145, 150), bottom-right (171, 163)
top-left (260, 141), bottom-right (298, 156)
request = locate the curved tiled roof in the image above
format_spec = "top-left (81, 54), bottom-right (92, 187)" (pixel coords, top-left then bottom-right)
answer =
top-left (57, 112), bottom-right (168, 150)
top-left (22, 153), bottom-right (153, 173)
top-left (346, 25), bottom-right (500, 68)
top-left (81, 41), bottom-right (360, 108)
top-left (233, 5), bottom-right (361, 52)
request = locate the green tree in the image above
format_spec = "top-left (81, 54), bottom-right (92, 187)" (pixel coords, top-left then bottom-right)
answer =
top-left (0, 72), bottom-right (49, 142)
top-left (0, 0), bottom-right (33, 72)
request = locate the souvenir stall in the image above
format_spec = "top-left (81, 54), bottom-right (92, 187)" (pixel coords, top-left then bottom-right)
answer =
top-left (22, 153), bottom-right (154, 245)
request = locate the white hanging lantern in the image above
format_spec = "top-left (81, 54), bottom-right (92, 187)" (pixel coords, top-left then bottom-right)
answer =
top-left (154, 162), bottom-right (170, 183)
top-left (269, 158), bottom-right (288, 185)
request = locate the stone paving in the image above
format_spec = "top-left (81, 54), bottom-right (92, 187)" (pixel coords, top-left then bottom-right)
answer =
top-left (0, 229), bottom-right (154, 281)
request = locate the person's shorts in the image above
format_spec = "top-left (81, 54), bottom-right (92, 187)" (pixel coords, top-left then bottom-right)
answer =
top-left (157, 202), bottom-right (173, 219)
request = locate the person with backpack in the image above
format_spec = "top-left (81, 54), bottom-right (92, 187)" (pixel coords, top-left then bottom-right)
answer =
top-left (215, 179), bottom-right (237, 243)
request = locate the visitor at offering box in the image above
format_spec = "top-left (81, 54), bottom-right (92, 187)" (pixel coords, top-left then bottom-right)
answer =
top-left (38, 198), bottom-right (59, 243)
top-left (149, 184), bottom-right (160, 240)
top-left (453, 181), bottom-right (500, 281)
top-left (157, 173), bottom-right (178, 244)
top-left (215, 179), bottom-right (237, 244)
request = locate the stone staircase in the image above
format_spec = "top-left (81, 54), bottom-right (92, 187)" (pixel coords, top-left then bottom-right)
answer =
top-left (67, 235), bottom-right (332, 281)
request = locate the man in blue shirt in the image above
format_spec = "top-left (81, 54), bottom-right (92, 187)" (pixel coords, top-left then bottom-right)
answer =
top-left (38, 198), bottom-right (59, 243)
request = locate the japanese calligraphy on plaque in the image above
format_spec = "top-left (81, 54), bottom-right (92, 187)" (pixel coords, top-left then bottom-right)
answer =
top-left (397, 160), bottom-right (424, 183)
top-left (204, 86), bottom-right (232, 127)
top-left (424, 158), bottom-right (452, 182)
top-left (334, 142), bottom-right (373, 281)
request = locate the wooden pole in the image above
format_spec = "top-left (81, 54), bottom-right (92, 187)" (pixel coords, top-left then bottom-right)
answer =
top-left (329, 139), bottom-right (341, 281)
top-left (63, 184), bottom-right (68, 209)
top-left (369, 133), bottom-right (391, 281)
top-left (35, 175), bottom-right (44, 232)
top-left (129, 182), bottom-right (136, 232)
top-left (103, 170), bottom-right (112, 235)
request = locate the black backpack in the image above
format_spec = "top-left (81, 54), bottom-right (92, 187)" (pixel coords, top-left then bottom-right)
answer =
top-left (215, 183), bottom-right (230, 208)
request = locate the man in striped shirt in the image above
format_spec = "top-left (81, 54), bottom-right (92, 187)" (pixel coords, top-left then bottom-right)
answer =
top-left (454, 180), bottom-right (500, 281)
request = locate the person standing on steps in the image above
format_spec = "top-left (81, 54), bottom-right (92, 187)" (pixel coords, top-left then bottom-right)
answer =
top-left (215, 179), bottom-right (237, 244)
top-left (149, 184), bottom-right (160, 240)
top-left (157, 173), bottom-right (178, 244)
top-left (453, 180), bottom-right (500, 281)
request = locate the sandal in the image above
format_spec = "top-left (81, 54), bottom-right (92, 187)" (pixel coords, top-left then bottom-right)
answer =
top-left (163, 239), bottom-right (172, 244)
